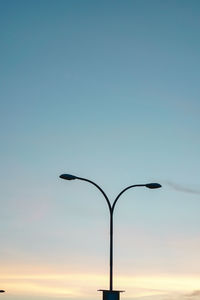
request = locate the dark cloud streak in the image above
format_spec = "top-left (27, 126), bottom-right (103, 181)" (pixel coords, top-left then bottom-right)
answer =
top-left (166, 181), bottom-right (200, 195)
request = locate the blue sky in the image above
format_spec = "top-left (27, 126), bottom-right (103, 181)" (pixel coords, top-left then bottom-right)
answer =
top-left (1, 1), bottom-right (200, 299)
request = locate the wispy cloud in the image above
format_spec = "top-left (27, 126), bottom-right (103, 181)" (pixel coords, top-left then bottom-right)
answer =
top-left (132, 290), bottom-right (200, 300)
top-left (1, 265), bottom-right (200, 300)
top-left (187, 290), bottom-right (200, 297)
top-left (166, 181), bottom-right (200, 195)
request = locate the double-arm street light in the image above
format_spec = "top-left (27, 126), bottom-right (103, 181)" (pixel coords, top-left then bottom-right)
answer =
top-left (60, 174), bottom-right (161, 300)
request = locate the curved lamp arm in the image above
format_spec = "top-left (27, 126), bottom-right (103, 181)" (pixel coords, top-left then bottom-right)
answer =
top-left (60, 174), bottom-right (112, 212)
top-left (112, 184), bottom-right (146, 213)
top-left (112, 183), bottom-right (161, 213)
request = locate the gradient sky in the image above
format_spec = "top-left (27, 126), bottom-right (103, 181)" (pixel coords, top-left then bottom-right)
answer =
top-left (1, 1), bottom-right (200, 300)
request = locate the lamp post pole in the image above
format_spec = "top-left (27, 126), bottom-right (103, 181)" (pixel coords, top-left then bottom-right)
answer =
top-left (60, 174), bottom-right (161, 300)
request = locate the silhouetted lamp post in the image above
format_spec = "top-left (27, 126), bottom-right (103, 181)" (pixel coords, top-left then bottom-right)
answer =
top-left (60, 174), bottom-right (161, 300)
top-left (0, 291), bottom-right (5, 293)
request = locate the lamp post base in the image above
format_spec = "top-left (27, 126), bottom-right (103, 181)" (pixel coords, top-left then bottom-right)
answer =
top-left (98, 290), bottom-right (124, 300)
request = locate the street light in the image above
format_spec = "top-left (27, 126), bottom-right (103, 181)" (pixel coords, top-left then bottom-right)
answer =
top-left (0, 291), bottom-right (5, 293)
top-left (60, 174), bottom-right (161, 300)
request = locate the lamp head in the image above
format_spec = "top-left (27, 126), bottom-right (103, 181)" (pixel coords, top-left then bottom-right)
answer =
top-left (60, 174), bottom-right (77, 180)
top-left (0, 290), bottom-right (5, 293)
top-left (145, 183), bottom-right (162, 189)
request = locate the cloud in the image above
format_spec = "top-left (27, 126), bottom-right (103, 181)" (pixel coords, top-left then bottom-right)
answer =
top-left (1, 264), bottom-right (200, 300)
top-left (132, 290), bottom-right (200, 300)
top-left (166, 181), bottom-right (200, 195)
top-left (187, 290), bottom-right (200, 297)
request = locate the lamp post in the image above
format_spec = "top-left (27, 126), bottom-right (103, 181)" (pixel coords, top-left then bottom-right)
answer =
top-left (60, 174), bottom-right (161, 300)
top-left (0, 291), bottom-right (5, 293)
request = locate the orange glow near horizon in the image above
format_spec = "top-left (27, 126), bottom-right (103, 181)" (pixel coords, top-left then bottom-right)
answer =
top-left (1, 266), bottom-right (200, 299)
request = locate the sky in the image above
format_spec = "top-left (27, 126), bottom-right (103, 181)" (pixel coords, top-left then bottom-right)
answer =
top-left (1, 0), bottom-right (200, 299)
